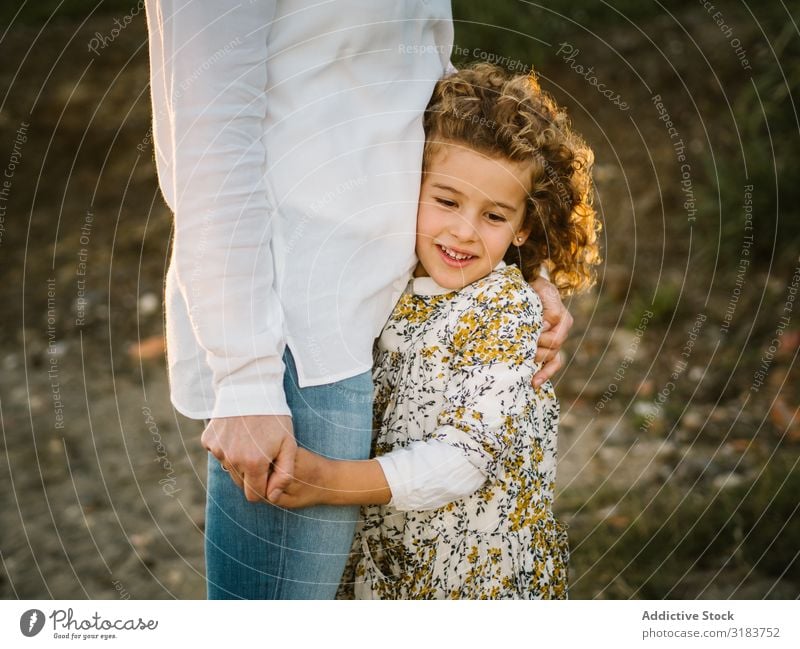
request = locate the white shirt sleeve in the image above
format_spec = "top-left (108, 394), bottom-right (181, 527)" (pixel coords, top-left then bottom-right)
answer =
top-left (145, 0), bottom-right (290, 417)
top-left (375, 438), bottom-right (487, 511)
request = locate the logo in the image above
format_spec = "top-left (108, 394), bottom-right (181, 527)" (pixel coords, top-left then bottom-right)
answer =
top-left (20, 609), bottom-right (45, 637)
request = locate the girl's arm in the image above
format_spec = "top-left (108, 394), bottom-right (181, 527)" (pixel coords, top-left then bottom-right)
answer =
top-left (271, 440), bottom-right (486, 509)
top-left (269, 448), bottom-right (391, 508)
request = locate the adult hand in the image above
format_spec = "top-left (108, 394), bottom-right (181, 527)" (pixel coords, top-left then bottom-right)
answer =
top-left (530, 276), bottom-right (574, 387)
top-left (201, 415), bottom-right (296, 503)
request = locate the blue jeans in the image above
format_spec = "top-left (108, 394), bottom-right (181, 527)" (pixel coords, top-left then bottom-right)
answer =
top-left (204, 348), bottom-right (373, 599)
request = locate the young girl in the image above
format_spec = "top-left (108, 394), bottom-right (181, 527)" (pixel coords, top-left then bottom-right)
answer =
top-left (273, 63), bottom-right (600, 599)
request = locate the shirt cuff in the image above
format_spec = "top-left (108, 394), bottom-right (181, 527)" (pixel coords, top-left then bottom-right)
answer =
top-left (211, 382), bottom-right (291, 418)
top-left (210, 359), bottom-right (291, 418)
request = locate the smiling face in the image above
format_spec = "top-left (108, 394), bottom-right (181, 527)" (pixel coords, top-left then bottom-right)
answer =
top-left (414, 142), bottom-right (532, 290)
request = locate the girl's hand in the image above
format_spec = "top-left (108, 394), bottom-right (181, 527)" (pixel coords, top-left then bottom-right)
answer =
top-left (272, 452), bottom-right (392, 508)
top-left (530, 276), bottom-right (573, 387)
top-left (268, 447), bottom-right (333, 509)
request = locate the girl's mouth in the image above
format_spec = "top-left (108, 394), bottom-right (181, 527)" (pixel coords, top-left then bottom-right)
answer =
top-left (437, 244), bottom-right (476, 267)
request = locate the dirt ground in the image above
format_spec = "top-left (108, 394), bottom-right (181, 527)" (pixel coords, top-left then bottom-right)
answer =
top-left (1, 6), bottom-right (797, 599)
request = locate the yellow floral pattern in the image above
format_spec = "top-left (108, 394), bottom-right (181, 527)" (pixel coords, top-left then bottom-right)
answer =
top-left (351, 265), bottom-right (570, 600)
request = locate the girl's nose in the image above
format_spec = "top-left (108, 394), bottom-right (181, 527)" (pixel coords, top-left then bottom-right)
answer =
top-left (448, 213), bottom-right (478, 241)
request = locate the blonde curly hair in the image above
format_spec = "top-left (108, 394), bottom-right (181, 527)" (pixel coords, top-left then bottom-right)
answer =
top-left (422, 62), bottom-right (601, 295)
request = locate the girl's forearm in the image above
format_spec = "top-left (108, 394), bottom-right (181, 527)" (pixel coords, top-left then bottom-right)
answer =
top-left (322, 458), bottom-right (392, 506)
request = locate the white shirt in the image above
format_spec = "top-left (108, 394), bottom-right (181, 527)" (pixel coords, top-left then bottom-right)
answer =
top-left (145, 0), bottom-right (454, 419)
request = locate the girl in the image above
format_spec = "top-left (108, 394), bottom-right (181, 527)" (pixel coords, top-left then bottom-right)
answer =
top-left (273, 63), bottom-right (600, 599)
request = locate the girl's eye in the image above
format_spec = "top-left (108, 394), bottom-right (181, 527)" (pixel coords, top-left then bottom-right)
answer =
top-left (487, 213), bottom-right (507, 223)
top-left (435, 198), bottom-right (457, 208)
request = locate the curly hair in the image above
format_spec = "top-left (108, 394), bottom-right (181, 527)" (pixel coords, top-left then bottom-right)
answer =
top-left (422, 62), bottom-right (601, 295)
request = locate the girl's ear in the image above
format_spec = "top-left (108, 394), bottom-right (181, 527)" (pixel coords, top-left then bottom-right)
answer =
top-left (513, 226), bottom-right (531, 247)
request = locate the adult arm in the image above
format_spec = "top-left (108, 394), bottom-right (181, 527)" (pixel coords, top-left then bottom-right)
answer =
top-left (146, 0), bottom-right (295, 501)
top-left (530, 274), bottom-right (573, 387)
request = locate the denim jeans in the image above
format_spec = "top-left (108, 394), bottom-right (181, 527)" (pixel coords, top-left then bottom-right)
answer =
top-left (204, 348), bottom-right (373, 599)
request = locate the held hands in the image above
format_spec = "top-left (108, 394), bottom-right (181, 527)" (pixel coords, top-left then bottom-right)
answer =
top-left (269, 447), bottom-right (333, 509)
top-left (530, 276), bottom-right (574, 387)
top-left (203, 418), bottom-right (390, 508)
top-left (201, 415), bottom-right (297, 503)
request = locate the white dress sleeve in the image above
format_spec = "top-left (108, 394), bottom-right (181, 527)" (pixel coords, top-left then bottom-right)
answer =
top-left (145, 0), bottom-right (290, 417)
top-left (375, 440), bottom-right (486, 511)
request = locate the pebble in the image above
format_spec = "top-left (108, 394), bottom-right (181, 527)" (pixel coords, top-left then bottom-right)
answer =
top-left (712, 472), bottom-right (746, 490)
top-left (688, 366), bottom-right (704, 382)
top-left (138, 292), bottom-right (160, 316)
top-left (681, 410), bottom-right (705, 431)
top-left (166, 568), bottom-right (183, 588)
top-left (634, 401), bottom-right (660, 419)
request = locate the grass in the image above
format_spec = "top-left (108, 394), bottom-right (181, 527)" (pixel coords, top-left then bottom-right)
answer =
top-left (1, 0), bottom-right (137, 27)
top-left (565, 451), bottom-right (799, 598)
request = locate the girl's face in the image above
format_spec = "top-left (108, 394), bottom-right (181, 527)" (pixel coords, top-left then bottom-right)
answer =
top-left (414, 142), bottom-right (531, 290)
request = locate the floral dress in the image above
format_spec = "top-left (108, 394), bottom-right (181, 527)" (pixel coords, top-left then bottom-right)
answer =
top-left (350, 263), bottom-right (570, 599)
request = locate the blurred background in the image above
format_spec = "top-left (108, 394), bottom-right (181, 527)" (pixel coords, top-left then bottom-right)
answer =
top-left (0, 0), bottom-right (797, 599)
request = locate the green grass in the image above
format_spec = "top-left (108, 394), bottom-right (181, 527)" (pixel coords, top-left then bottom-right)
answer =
top-left (565, 452), bottom-right (799, 598)
top-left (451, 0), bottom-right (691, 68)
top-left (1, 0), bottom-right (136, 27)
